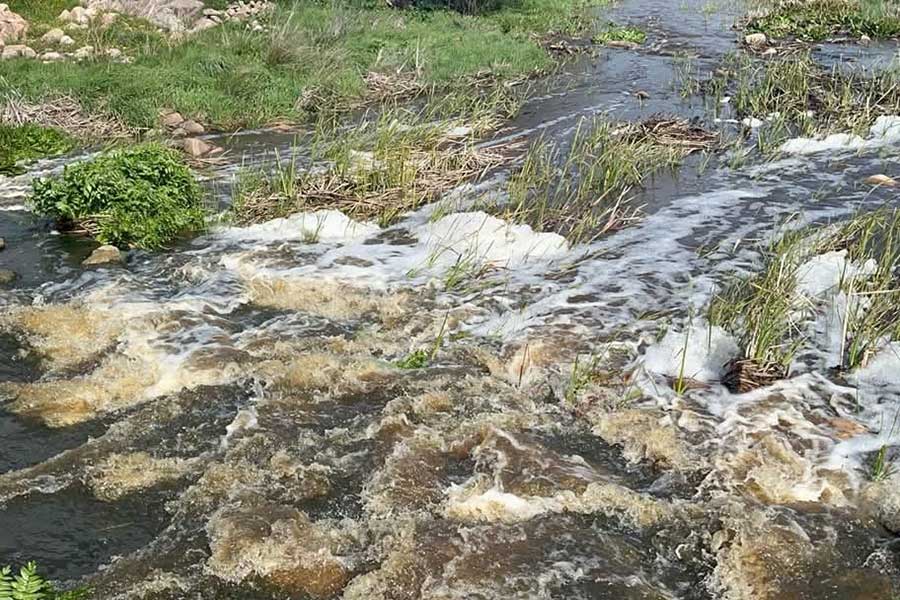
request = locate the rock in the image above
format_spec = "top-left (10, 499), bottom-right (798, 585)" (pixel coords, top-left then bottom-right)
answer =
top-left (181, 137), bottom-right (214, 157)
top-left (445, 125), bottom-right (472, 139)
top-left (161, 111), bottom-right (185, 127)
top-left (192, 16), bottom-right (217, 31)
top-left (105, 47), bottom-right (122, 59)
top-left (41, 27), bottom-right (66, 44)
top-left (99, 12), bottom-right (117, 28)
top-left (59, 34), bottom-right (76, 45)
top-left (745, 32), bottom-right (767, 47)
top-left (0, 237), bottom-right (5, 250)
top-left (1, 44), bottom-right (36, 59)
top-left (0, 269), bottom-right (17, 284)
top-left (82, 244), bottom-right (123, 266)
top-left (180, 119), bottom-right (205, 135)
top-left (73, 45), bottom-right (94, 60)
top-left (0, 4), bottom-right (28, 45)
top-left (41, 51), bottom-right (64, 62)
top-left (203, 7), bottom-right (223, 16)
top-left (860, 34), bottom-right (871, 45)
top-left (63, 6), bottom-right (96, 25)
top-left (865, 174), bottom-right (897, 187)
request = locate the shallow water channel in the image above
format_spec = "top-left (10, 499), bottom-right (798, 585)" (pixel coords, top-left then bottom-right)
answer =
top-left (3, 1), bottom-right (900, 598)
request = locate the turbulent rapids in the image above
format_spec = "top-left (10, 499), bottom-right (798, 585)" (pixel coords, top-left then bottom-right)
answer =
top-left (4, 1), bottom-right (900, 599)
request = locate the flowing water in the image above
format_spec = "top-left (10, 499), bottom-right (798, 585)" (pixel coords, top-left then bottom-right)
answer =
top-left (3, 1), bottom-right (900, 598)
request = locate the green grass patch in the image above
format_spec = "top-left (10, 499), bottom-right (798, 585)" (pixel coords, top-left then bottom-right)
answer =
top-left (747, 0), bottom-right (900, 40)
top-left (30, 143), bottom-right (206, 249)
top-left (0, 0), bottom-right (606, 131)
top-left (0, 124), bottom-right (76, 175)
top-left (593, 22), bottom-right (646, 45)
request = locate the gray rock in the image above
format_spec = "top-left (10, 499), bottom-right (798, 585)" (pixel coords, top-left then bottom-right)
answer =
top-left (162, 111), bottom-right (185, 127)
top-left (1, 44), bottom-right (36, 59)
top-left (181, 137), bottom-right (214, 157)
top-left (73, 45), bottom-right (95, 60)
top-left (0, 269), bottom-right (17, 284)
top-left (82, 244), bottom-right (123, 266)
top-left (744, 32), bottom-right (767, 47)
top-left (42, 27), bottom-right (66, 44)
top-left (0, 237), bottom-right (6, 250)
top-left (41, 51), bottom-right (65, 62)
top-left (59, 34), bottom-right (76, 45)
top-left (180, 119), bottom-right (205, 135)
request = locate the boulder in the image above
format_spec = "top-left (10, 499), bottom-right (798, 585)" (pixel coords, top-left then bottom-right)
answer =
top-left (0, 4), bottom-right (28, 45)
top-left (180, 119), bottom-right (205, 135)
top-left (82, 244), bottom-right (123, 266)
top-left (0, 237), bottom-right (5, 250)
top-left (0, 269), bottom-right (16, 284)
top-left (1, 44), bottom-right (36, 59)
top-left (181, 137), bottom-right (214, 157)
top-left (162, 111), bottom-right (185, 127)
top-left (41, 51), bottom-right (65, 62)
top-left (59, 34), bottom-right (76, 46)
top-left (73, 45), bottom-right (95, 60)
top-left (744, 32), bottom-right (767, 47)
top-left (41, 28), bottom-right (66, 44)
top-left (191, 16), bottom-right (217, 32)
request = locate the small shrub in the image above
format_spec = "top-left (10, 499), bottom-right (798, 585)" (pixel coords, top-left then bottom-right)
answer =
top-left (0, 124), bottom-right (75, 176)
top-left (0, 562), bottom-right (90, 600)
top-left (30, 143), bottom-right (206, 249)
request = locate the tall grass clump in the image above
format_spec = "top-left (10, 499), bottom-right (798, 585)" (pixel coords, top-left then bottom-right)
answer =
top-left (30, 144), bottom-right (206, 249)
top-left (711, 51), bottom-right (900, 146)
top-left (822, 208), bottom-right (900, 369)
top-left (709, 229), bottom-right (808, 392)
top-left (233, 93), bottom-right (519, 226)
top-left (500, 116), bottom-right (715, 243)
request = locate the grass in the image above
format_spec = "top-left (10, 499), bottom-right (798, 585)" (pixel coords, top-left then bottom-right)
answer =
top-left (593, 22), bottom-right (646, 45)
top-left (30, 143), bottom-right (206, 249)
top-left (233, 91), bottom-right (519, 227)
top-left (1, 0), bottom-right (607, 132)
top-left (820, 208), bottom-right (900, 370)
top-left (746, 0), bottom-right (900, 41)
top-left (698, 51), bottom-right (900, 153)
top-left (708, 228), bottom-right (808, 391)
top-left (0, 124), bottom-right (75, 175)
top-left (496, 116), bottom-right (715, 243)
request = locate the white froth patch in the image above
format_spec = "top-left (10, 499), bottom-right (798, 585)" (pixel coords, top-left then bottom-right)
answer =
top-left (780, 115), bottom-right (900, 155)
top-left (445, 486), bottom-right (553, 523)
top-left (796, 250), bottom-right (876, 299)
top-left (643, 323), bottom-right (738, 382)
top-left (854, 343), bottom-right (900, 387)
top-left (423, 212), bottom-right (568, 269)
top-left (219, 210), bottom-right (378, 243)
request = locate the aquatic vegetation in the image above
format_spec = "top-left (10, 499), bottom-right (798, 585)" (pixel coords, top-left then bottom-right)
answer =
top-left (709, 229), bottom-right (807, 391)
top-left (746, 0), bottom-right (900, 41)
top-left (0, 562), bottom-right (88, 600)
top-left (233, 105), bottom-right (516, 226)
top-left (395, 349), bottom-right (431, 369)
top-left (702, 51), bottom-right (900, 149)
top-left (593, 22), bottom-right (647, 45)
top-left (499, 116), bottom-right (716, 243)
top-left (30, 143), bottom-right (206, 249)
top-left (0, 124), bottom-right (75, 176)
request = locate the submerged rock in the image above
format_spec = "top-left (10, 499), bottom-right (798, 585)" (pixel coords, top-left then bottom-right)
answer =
top-left (0, 268), bottom-right (16, 284)
top-left (181, 137), bottom-right (215, 157)
top-left (0, 237), bottom-right (5, 250)
top-left (83, 244), bottom-right (123, 266)
top-left (865, 174), bottom-right (897, 187)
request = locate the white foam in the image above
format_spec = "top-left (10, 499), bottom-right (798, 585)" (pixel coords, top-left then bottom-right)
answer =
top-left (217, 210), bottom-right (379, 243)
top-left (780, 115), bottom-right (900, 155)
top-left (796, 250), bottom-right (876, 300)
top-left (643, 322), bottom-right (739, 382)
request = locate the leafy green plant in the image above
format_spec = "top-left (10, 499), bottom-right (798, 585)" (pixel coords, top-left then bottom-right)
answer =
top-left (30, 143), bottom-right (206, 249)
top-left (0, 562), bottom-right (89, 600)
top-left (0, 124), bottom-right (75, 176)
top-left (593, 23), bottom-right (647, 45)
top-left (395, 349), bottom-right (431, 369)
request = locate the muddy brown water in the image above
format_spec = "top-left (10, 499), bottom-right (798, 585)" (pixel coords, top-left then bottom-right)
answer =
top-left (2, 1), bottom-right (900, 598)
